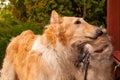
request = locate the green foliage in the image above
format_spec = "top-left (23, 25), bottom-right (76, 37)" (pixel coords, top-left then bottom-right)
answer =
top-left (0, 4), bottom-right (13, 21)
top-left (85, 0), bottom-right (107, 26)
top-left (8, 0), bottom-right (106, 26)
top-left (0, 0), bottom-right (106, 67)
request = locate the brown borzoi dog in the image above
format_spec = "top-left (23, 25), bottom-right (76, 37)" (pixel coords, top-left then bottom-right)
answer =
top-left (0, 11), bottom-right (113, 80)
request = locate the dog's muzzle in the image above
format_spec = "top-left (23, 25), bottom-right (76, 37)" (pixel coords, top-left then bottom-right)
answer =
top-left (89, 28), bottom-right (104, 39)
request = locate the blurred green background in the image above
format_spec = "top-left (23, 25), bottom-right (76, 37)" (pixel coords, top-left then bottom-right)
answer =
top-left (0, 0), bottom-right (106, 68)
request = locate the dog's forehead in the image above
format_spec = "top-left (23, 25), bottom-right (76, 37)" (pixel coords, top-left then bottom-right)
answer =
top-left (62, 17), bottom-right (85, 23)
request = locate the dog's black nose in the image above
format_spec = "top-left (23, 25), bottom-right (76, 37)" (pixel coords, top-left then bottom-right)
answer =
top-left (96, 29), bottom-right (103, 37)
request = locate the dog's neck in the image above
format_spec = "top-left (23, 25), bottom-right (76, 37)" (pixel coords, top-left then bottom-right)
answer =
top-left (31, 35), bottom-right (78, 80)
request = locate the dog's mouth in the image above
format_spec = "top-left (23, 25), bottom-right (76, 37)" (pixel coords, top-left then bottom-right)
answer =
top-left (94, 44), bottom-right (108, 53)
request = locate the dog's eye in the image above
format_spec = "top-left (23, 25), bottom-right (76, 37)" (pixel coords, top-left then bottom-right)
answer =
top-left (74, 20), bottom-right (81, 24)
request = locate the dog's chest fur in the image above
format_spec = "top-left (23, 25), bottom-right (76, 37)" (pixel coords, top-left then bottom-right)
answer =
top-left (29, 36), bottom-right (78, 80)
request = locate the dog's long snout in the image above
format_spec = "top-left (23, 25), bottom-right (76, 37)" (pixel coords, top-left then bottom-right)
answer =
top-left (96, 29), bottom-right (103, 37)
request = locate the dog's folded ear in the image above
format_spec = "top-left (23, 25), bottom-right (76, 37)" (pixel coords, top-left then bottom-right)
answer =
top-left (50, 10), bottom-right (60, 24)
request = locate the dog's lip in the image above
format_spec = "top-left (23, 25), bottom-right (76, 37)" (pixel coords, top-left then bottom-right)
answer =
top-left (94, 45), bottom-right (108, 53)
